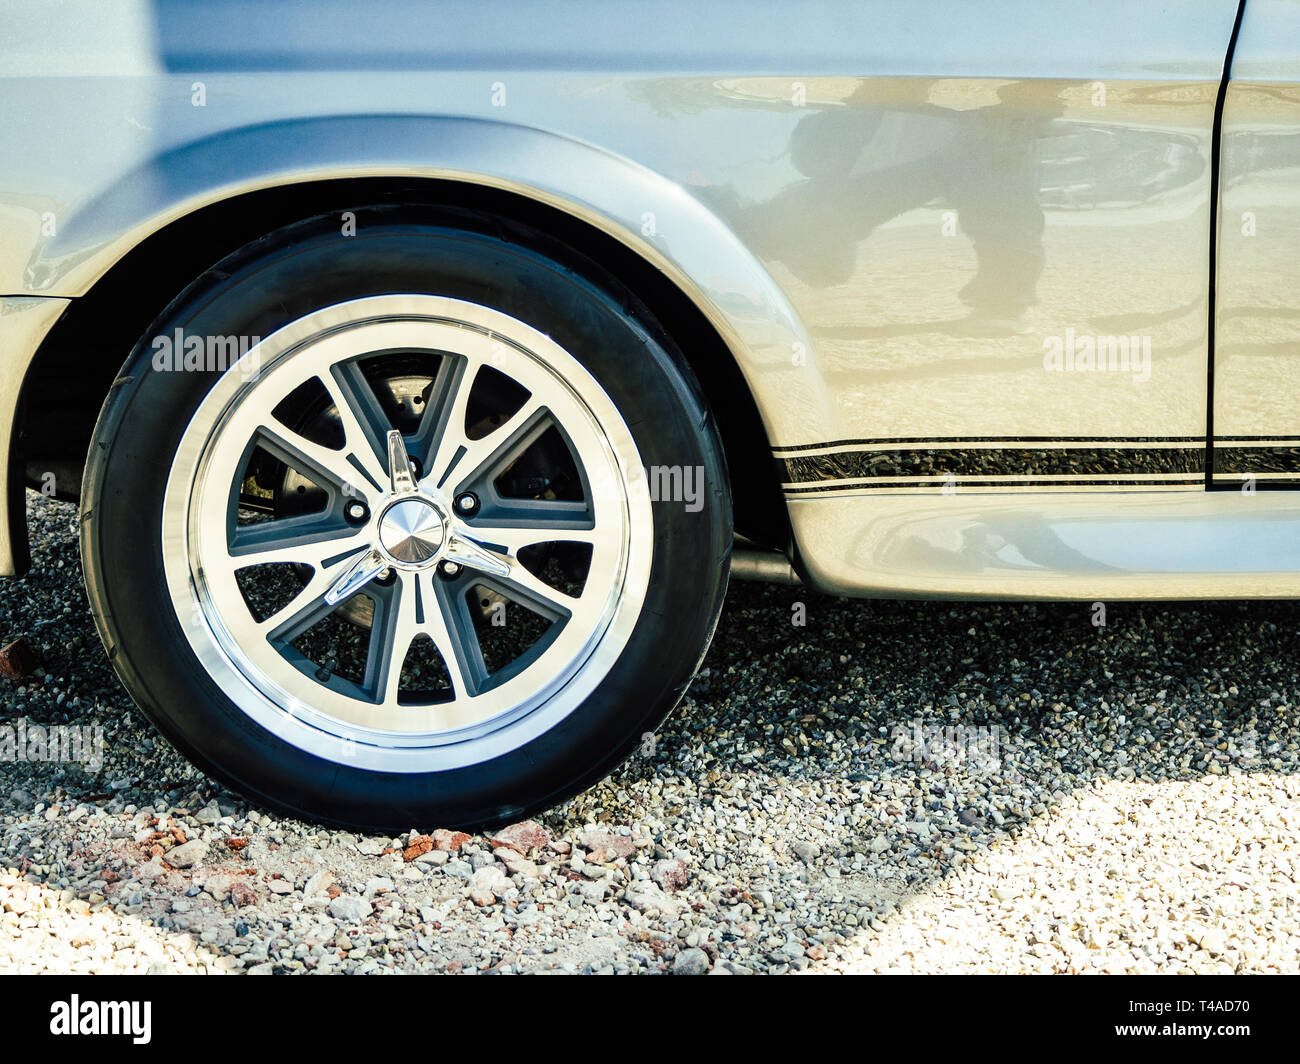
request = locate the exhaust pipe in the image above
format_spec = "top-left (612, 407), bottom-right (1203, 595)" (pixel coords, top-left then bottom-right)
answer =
top-left (730, 547), bottom-right (801, 585)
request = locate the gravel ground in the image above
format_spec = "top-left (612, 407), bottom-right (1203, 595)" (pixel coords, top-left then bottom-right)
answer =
top-left (2, 491), bottom-right (1299, 974)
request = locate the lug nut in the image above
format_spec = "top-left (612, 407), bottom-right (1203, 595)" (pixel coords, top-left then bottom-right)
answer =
top-left (344, 500), bottom-right (369, 524)
top-left (439, 561), bottom-right (462, 578)
top-left (454, 492), bottom-right (479, 515)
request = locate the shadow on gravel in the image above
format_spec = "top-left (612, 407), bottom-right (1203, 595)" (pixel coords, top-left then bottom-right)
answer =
top-left (581, 580), bottom-right (1300, 970)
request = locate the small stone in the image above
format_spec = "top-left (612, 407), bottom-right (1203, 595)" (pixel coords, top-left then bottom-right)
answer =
top-left (651, 857), bottom-right (689, 892)
top-left (203, 874), bottom-right (236, 901)
top-left (164, 839), bottom-right (208, 868)
top-left (489, 820), bottom-right (551, 855)
top-left (195, 801), bottom-right (223, 826)
top-left (497, 849), bottom-right (541, 879)
top-left (673, 948), bottom-right (710, 975)
top-left (432, 829), bottom-right (470, 852)
top-left (578, 829), bottom-right (636, 862)
top-left (329, 895), bottom-right (373, 924)
top-left (469, 866), bottom-right (510, 906)
top-left (229, 881), bottom-right (257, 907)
top-left (625, 885), bottom-right (680, 915)
top-left (444, 859), bottom-right (473, 880)
top-left (1197, 928), bottom-right (1227, 956)
top-left (579, 879), bottom-right (609, 902)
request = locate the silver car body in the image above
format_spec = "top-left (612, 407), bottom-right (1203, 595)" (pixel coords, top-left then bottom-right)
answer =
top-left (2, 0), bottom-right (1298, 599)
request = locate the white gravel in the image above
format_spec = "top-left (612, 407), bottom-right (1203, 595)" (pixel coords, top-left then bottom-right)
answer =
top-left (2, 492), bottom-right (1299, 973)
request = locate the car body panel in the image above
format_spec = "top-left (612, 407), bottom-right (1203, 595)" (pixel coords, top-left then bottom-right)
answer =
top-left (7, 0), bottom-right (1295, 598)
top-left (0, 297), bottom-right (70, 574)
top-left (789, 489), bottom-right (1300, 600)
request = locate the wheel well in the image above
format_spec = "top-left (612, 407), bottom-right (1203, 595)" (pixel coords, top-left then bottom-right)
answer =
top-left (18, 177), bottom-right (788, 550)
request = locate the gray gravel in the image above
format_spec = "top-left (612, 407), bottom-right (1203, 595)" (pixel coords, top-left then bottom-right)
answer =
top-left (3, 491), bottom-right (1300, 973)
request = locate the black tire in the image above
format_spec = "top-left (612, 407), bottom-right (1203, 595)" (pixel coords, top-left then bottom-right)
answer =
top-left (80, 205), bottom-right (731, 830)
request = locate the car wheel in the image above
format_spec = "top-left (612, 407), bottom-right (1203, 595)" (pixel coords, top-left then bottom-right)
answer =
top-left (80, 207), bottom-right (731, 830)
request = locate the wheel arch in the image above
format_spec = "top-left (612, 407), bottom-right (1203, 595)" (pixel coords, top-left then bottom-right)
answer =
top-left (19, 116), bottom-right (807, 564)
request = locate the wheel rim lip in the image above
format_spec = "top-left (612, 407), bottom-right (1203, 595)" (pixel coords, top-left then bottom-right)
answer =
top-left (161, 295), bottom-right (654, 773)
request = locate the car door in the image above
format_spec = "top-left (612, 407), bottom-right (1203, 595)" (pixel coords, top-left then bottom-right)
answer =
top-left (1214, 0), bottom-right (1300, 488)
top-left (743, 0), bottom-right (1242, 498)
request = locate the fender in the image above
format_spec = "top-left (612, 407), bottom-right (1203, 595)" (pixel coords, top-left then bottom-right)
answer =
top-left (27, 114), bottom-right (830, 445)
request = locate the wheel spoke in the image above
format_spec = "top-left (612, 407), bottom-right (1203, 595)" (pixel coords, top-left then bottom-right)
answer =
top-left (228, 526), bottom-right (372, 643)
top-left (408, 354), bottom-right (471, 478)
top-left (493, 560), bottom-right (578, 618)
top-left (321, 366), bottom-right (391, 488)
top-left (253, 547), bottom-right (370, 644)
top-left (431, 395), bottom-right (548, 496)
top-left (256, 426), bottom-right (363, 497)
top-left (367, 571), bottom-right (420, 706)
top-left (419, 354), bottom-right (481, 492)
top-left (427, 575), bottom-right (486, 699)
top-left (467, 505), bottom-right (598, 556)
top-left (228, 515), bottom-right (361, 568)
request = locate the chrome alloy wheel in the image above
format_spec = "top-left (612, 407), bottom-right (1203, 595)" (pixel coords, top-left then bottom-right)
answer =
top-left (161, 295), bottom-right (653, 773)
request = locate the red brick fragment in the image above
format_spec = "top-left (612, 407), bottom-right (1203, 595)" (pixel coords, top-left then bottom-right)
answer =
top-left (0, 636), bottom-right (37, 681)
top-left (403, 835), bottom-right (433, 862)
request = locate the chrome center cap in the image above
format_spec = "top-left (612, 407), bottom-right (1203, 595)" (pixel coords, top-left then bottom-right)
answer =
top-left (378, 498), bottom-right (445, 566)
